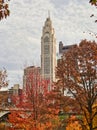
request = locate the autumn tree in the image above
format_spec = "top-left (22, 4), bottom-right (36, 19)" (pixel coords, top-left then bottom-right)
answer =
top-left (0, 68), bottom-right (8, 88)
top-left (8, 71), bottom-right (61, 130)
top-left (0, 0), bottom-right (10, 20)
top-left (56, 39), bottom-right (97, 130)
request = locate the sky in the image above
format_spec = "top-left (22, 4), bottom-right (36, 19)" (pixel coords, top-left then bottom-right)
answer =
top-left (0, 0), bottom-right (97, 88)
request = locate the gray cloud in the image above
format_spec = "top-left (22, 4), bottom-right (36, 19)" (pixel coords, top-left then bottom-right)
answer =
top-left (0, 0), bottom-right (97, 87)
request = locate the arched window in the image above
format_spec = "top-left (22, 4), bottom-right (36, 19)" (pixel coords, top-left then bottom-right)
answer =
top-left (44, 36), bottom-right (49, 42)
top-left (44, 57), bottom-right (50, 74)
top-left (44, 45), bottom-right (49, 54)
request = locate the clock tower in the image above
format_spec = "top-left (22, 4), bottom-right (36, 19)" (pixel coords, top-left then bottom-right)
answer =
top-left (41, 15), bottom-right (56, 90)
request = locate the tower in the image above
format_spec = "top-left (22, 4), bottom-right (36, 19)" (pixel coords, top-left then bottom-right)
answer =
top-left (41, 15), bottom-right (56, 90)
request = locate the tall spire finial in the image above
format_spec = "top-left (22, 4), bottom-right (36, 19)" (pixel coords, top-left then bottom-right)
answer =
top-left (48, 10), bottom-right (50, 18)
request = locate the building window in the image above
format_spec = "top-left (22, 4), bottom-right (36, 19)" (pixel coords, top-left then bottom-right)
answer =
top-left (44, 36), bottom-right (49, 42)
top-left (44, 57), bottom-right (50, 74)
top-left (44, 45), bottom-right (49, 54)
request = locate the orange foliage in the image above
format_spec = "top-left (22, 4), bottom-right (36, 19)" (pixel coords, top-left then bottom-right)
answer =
top-left (56, 39), bottom-right (97, 130)
top-left (8, 73), bottom-right (61, 130)
top-left (83, 104), bottom-right (97, 130)
top-left (66, 115), bottom-right (82, 130)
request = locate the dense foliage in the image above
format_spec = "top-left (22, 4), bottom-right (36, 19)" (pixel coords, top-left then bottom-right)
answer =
top-left (8, 73), bottom-right (61, 130)
top-left (56, 40), bottom-right (97, 130)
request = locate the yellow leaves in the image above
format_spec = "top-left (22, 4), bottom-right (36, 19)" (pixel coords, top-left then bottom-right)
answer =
top-left (83, 104), bottom-right (97, 130)
top-left (0, 122), bottom-right (6, 130)
top-left (56, 39), bottom-right (97, 127)
top-left (66, 122), bottom-right (82, 130)
top-left (66, 115), bottom-right (82, 130)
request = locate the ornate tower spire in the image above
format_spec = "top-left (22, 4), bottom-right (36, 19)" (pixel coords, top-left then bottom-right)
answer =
top-left (41, 16), bottom-right (56, 91)
top-left (48, 10), bottom-right (50, 18)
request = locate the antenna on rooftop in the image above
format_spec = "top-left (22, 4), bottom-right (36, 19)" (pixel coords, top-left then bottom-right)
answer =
top-left (48, 10), bottom-right (50, 18)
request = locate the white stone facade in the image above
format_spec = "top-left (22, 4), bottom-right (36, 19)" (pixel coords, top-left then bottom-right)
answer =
top-left (41, 16), bottom-right (56, 89)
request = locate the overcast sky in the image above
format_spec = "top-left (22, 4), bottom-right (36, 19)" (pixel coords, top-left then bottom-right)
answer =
top-left (0, 0), bottom-right (97, 88)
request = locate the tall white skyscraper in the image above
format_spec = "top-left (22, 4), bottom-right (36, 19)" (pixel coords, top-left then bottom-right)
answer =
top-left (41, 15), bottom-right (56, 90)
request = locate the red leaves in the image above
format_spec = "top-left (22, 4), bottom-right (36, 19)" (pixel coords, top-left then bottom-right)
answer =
top-left (8, 73), bottom-right (60, 130)
top-left (56, 39), bottom-right (97, 129)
